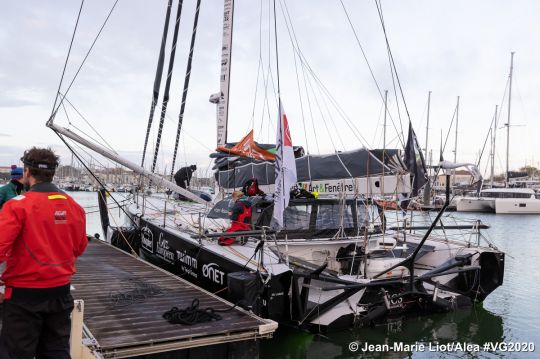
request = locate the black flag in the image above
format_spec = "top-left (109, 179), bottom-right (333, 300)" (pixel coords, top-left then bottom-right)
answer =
top-left (404, 121), bottom-right (428, 197)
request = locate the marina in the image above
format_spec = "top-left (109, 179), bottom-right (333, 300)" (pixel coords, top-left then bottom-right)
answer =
top-left (2, 0), bottom-right (540, 358)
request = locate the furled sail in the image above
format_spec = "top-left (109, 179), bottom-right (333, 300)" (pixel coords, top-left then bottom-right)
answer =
top-left (216, 148), bottom-right (407, 190)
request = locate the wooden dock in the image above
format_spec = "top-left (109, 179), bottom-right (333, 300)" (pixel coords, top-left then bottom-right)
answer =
top-left (1, 239), bottom-right (277, 358)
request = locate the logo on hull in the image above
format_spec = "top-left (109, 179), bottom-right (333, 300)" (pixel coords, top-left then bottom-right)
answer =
top-left (141, 226), bottom-right (154, 252)
top-left (156, 233), bottom-right (175, 264)
top-left (202, 263), bottom-right (225, 285)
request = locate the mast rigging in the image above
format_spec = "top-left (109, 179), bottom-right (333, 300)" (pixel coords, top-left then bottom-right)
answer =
top-left (170, 0), bottom-right (202, 180)
top-left (150, 0), bottom-right (185, 174)
top-left (141, 0), bottom-right (173, 168)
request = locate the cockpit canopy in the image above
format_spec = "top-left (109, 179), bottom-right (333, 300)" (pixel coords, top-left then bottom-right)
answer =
top-left (208, 197), bottom-right (381, 239)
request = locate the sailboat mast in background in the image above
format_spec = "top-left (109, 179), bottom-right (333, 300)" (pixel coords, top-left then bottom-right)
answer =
top-left (505, 51), bottom-right (515, 186)
top-left (423, 91), bottom-right (431, 204)
top-left (490, 105), bottom-right (498, 187)
top-left (452, 96), bottom-right (459, 186)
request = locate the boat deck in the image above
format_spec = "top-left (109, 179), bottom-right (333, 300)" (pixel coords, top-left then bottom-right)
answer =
top-left (0, 239), bottom-right (276, 358)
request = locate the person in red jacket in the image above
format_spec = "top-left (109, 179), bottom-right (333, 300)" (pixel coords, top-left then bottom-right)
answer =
top-left (0, 147), bottom-right (88, 359)
top-left (219, 191), bottom-right (252, 246)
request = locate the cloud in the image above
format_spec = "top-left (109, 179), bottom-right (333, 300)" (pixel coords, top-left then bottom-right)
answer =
top-left (0, 89), bottom-right (43, 108)
top-left (0, 97), bottom-right (39, 108)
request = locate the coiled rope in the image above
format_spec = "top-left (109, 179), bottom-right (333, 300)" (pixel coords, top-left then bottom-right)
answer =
top-left (162, 298), bottom-right (236, 325)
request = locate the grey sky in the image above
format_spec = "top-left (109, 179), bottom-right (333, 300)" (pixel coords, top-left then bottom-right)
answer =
top-left (1, 0), bottom-right (539, 177)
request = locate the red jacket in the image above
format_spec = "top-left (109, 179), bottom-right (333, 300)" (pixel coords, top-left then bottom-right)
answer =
top-left (0, 182), bottom-right (87, 292)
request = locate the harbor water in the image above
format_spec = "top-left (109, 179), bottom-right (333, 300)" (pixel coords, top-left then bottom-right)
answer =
top-left (73, 191), bottom-right (539, 358)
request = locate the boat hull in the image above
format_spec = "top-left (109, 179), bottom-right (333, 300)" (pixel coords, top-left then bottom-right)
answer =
top-left (116, 218), bottom-right (293, 323)
top-left (495, 198), bottom-right (540, 214)
top-left (100, 197), bottom-right (504, 333)
top-left (456, 197), bottom-right (494, 212)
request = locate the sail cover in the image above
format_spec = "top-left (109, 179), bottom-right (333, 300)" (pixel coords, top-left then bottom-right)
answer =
top-left (216, 148), bottom-right (405, 189)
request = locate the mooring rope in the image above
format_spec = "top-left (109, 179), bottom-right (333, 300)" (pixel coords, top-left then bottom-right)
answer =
top-left (162, 298), bottom-right (237, 325)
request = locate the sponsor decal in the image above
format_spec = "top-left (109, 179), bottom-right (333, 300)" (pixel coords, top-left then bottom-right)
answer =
top-left (270, 291), bottom-right (285, 298)
top-left (214, 207), bottom-right (229, 215)
top-left (202, 263), bottom-right (225, 285)
top-left (141, 226), bottom-right (154, 252)
top-left (156, 233), bottom-right (175, 264)
top-left (176, 249), bottom-right (198, 279)
top-left (54, 210), bottom-right (67, 224)
top-left (297, 182), bottom-right (355, 194)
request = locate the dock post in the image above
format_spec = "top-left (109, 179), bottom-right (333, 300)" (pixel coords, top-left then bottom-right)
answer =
top-left (70, 299), bottom-right (97, 359)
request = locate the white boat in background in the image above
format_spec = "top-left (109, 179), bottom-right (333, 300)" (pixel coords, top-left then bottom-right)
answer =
top-left (457, 188), bottom-right (540, 214)
top-left (456, 195), bottom-right (494, 213)
top-left (494, 188), bottom-right (540, 213)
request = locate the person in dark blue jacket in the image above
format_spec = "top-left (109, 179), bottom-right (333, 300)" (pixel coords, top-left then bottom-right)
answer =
top-left (0, 165), bottom-right (27, 210)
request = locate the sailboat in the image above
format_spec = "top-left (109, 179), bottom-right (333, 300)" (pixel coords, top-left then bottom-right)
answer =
top-left (47, 0), bottom-right (504, 332)
top-left (456, 52), bottom-right (540, 214)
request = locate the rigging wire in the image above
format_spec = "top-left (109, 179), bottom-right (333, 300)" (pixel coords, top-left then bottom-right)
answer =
top-left (255, 4), bottom-right (279, 144)
top-left (281, 4), bottom-right (344, 151)
top-left (279, 1), bottom-right (338, 150)
top-left (375, 0), bottom-right (407, 145)
top-left (150, 0), bottom-right (185, 174)
top-left (278, 0), bottom-right (311, 177)
top-left (170, 0), bottom-right (202, 180)
top-left (312, 77), bottom-right (347, 150)
top-left (339, 0), bottom-right (404, 148)
top-left (279, 1), bottom-right (308, 151)
top-left (376, 0), bottom-right (417, 142)
top-left (48, 0), bottom-right (85, 124)
top-left (61, 94), bottom-right (118, 154)
top-left (49, 0), bottom-right (120, 122)
top-left (59, 99), bottom-right (151, 194)
top-left (491, 78), bottom-right (510, 175)
top-left (51, 129), bottom-right (138, 230)
top-left (304, 73), bottom-right (338, 151)
top-left (141, 0), bottom-right (174, 168)
top-left (441, 104), bottom-right (458, 158)
top-left (62, 105), bottom-right (143, 200)
top-left (246, 0), bottom-right (265, 135)
top-left (476, 112), bottom-right (497, 169)
top-left (282, 15), bottom-right (374, 151)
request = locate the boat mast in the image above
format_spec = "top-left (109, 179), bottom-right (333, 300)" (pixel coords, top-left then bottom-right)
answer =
top-left (382, 89), bottom-right (387, 196)
top-left (213, 0), bottom-right (234, 147)
top-left (506, 51), bottom-right (515, 187)
top-left (425, 91), bottom-right (431, 161)
top-left (490, 105), bottom-right (498, 187)
top-left (423, 91), bottom-right (431, 204)
top-left (452, 96), bottom-right (459, 186)
top-left (383, 90), bottom-right (388, 151)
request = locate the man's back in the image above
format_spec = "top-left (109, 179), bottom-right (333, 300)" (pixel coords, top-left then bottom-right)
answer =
top-left (0, 146), bottom-right (87, 359)
top-left (0, 182), bottom-right (87, 288)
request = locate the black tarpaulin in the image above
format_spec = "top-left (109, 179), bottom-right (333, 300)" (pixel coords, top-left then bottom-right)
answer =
top-left (216, 148), bottom-right (405, 189)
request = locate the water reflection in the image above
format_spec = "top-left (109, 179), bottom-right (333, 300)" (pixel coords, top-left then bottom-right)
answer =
top-left (262, 306), bottom-right (506, 359)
